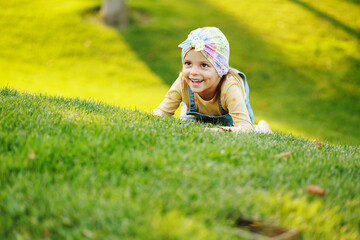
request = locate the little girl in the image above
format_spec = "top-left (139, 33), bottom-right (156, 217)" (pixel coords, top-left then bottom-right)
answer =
top-left (152, 27), bottom-right (272, 133)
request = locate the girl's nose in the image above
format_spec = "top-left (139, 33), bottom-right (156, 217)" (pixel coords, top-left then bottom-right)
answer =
top-left (190, 65), bottom-right (200, 76)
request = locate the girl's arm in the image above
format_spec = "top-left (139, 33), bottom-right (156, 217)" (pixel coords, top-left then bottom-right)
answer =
top-left (209, 82), bottom-right (254, 132)
top-left (208, 125), bottom-right (251, 133)
top-left (226, 84), bottom-right (254, 131)
top-left (152, 76), bottom-right (183, 116)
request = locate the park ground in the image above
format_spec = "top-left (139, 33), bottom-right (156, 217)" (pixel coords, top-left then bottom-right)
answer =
top-left (1, 0), bottom-right (360, 239)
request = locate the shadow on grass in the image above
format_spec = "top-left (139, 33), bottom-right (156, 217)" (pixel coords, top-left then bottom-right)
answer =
top-left (345, 0), bottom-right (360, 6)
top-left (90, 0), bottom-right (360, 145)
top-left (289, 0), bottom-right (360, 40)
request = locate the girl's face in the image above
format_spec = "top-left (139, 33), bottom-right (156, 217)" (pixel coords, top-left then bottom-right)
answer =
top-left (182, 49), bottom-right (221, 101)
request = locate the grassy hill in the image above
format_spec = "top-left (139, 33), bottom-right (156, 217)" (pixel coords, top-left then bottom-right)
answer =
top-left (0, 0), bottom-right (359, 145)
top-left (1, 87), bottom-right (359, 239)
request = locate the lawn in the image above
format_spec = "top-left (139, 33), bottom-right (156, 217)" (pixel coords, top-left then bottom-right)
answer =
top-left (1, 0), bottom-right (360, 239)
top-left (1, 88), bottom-right (359, 239)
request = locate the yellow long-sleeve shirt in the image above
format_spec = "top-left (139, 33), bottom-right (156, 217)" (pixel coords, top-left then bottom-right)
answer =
top-left (153, 72), bottom-right (254, 131)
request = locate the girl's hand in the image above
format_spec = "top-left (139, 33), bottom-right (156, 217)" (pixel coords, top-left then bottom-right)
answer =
top-left (205, 126), bottom-right (251, 133)
top-left (205, 126), bottom-right (233, 132)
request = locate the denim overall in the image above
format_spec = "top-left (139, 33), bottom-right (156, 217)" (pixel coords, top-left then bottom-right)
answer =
top-left (185, 69), bottom-right (254, 126)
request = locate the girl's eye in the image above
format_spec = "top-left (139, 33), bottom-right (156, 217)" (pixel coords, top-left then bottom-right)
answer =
top-left (184, 62), bottom-right (192, 66)
top-left (201, 63), bottom-right (209, 68)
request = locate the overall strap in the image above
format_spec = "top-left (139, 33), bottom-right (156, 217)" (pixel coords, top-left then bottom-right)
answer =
top-left (218, 95), bottom-right (228, 115)
top-left (187, 87), bottom-right (197, 112)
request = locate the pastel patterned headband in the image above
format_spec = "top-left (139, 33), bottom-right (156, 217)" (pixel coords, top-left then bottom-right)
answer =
top-left (178, 27), bottom-right (230, 77)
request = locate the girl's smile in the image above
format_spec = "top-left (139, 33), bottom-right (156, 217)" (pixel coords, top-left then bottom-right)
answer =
top-left (182, 50), bottom-right (221, 101)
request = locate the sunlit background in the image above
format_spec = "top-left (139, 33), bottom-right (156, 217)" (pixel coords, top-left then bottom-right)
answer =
top-left (1, 0), bottom-right (359, 145)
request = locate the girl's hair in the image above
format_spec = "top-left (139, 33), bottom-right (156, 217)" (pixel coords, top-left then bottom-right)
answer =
top-left (221, 68), bottom-right (242, 83)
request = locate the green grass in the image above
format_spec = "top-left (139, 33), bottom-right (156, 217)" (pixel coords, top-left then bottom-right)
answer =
top-left (1, 87), bottom-right (360, 239)
top-left (0, 0), bottom-right (359, 145)
top-left (0, 1), bottom-right (359, 238)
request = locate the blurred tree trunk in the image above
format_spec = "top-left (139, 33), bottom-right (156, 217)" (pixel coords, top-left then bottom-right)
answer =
top-left (102, 0), bottom-right (128, 27)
